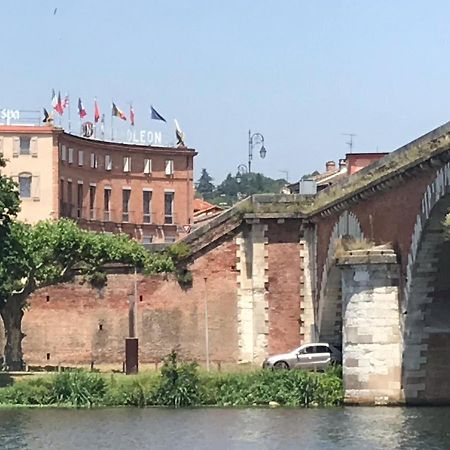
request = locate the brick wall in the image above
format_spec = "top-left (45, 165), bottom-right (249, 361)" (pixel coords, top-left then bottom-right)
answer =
top-left (266, 220), bottom-right (302, 354)
top-left (21, 239), bottom-right (239, 367)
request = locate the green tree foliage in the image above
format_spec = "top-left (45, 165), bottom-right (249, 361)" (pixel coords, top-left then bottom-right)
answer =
top-left (209, 172), bottom-right (287, 206)
top-left (0, 219), bottom-right (175, 370)
top-left (0, 156), bottom-right (20, 236)
top-left (196, 168), bottom-right (215, 200)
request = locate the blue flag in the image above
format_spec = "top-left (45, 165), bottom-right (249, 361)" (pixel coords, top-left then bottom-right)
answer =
top-left (150, 105), bottom-right (166, 122)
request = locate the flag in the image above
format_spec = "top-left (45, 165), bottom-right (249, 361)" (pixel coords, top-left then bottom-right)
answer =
top-left (62, 94), bottom-right (69, 110)
top-left (51, 89), bottom-right (57, 109)
top-left (174, 119), bottom-right (186, 147)
top-left (100, 113), bottom-right (105, 138)
top-left (112, 102), bottom-right (126, 120)
top-left (78, 98), bottom-right (87, 118)
top-left (150, 105), bottom-right (166, 122)
top-left (42, 108), bottom-right (52, 123)
top-left (94, 98), bottom-right (100, 123)
top-left (54, 91), bottom-right (64, 115)
top-left (130, 105), bottom-right (135, 126)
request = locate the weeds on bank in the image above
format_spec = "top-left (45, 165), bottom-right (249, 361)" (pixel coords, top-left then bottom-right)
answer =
top-left (0, 352), bottom-right (343, 408)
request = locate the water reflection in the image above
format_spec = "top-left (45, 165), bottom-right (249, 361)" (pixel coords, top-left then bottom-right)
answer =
top-left (0, 407), bottom-right (449, 449)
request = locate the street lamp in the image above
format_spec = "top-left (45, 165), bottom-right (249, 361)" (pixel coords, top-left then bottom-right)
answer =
top-left (236, 164), bottom-right (248, 184)
top-left (248, 130), bottom-right (267, 173)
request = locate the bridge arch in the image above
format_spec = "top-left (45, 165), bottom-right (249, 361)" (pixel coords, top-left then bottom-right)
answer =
top-left (317, 211), bottom-right (364, 347)
top-left (403, 162), bottom-right (450, 403)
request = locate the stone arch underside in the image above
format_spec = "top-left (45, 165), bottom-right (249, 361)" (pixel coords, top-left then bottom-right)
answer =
top-left (317, 211), bottom-right (363, 348)
top-left (404, 162), bottom-right (450, 403)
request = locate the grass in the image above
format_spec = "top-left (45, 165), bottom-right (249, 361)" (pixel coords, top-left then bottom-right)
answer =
top-left (0, 352), bottom-right (343, 409)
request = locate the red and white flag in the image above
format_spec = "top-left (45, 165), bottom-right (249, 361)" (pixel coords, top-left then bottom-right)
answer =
top-left (94, 98), bottom-right (100, 123)
top-left (54, 91), bottom-right (64, 115)
top-left (62, 94), bottom-right (69, 111)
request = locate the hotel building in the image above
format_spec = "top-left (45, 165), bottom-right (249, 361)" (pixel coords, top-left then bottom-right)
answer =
top-left (0, 125), bottom-right (197, 243)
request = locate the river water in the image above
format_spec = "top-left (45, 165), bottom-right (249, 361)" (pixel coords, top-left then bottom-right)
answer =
top-left (0, 407), bottom-right (449, 449)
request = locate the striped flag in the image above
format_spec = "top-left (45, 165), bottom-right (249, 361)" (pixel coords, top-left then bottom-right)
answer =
top-left (112, 102), bottom-right (126, 121)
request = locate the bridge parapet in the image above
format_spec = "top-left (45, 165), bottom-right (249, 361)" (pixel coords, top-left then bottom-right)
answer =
top-left (337, 247), bottom-right (403, 405)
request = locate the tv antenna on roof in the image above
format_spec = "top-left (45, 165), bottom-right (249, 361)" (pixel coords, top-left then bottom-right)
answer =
top-left (342, 133), bottom-right (356, 153)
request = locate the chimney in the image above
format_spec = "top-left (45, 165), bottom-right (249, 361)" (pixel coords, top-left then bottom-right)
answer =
top-left (325, 161), bottom-right (336, 172)
top-left (339, 158), bottom-right (346, 170)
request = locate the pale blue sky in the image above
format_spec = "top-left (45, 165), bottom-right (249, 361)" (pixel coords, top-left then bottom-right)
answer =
top-left (3, 1), bottom-right (450, 183)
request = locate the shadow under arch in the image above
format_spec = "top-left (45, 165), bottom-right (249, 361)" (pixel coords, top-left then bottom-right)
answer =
top-left (317, 211), bottom-right (364, 348)
top-left (403, 193), bottom-right (450, 404)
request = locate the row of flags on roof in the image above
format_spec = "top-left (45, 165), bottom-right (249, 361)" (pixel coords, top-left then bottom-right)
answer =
top-left (43, 90), bottom-right (186, 146)
top-left (44, 90), bottom-right (168, 127)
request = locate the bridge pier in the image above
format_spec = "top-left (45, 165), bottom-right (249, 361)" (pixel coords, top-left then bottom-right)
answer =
top-left (338, 248), bottom-right (403, 405)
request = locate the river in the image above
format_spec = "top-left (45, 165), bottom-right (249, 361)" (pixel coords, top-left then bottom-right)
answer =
top-left (0, 407), bottom-right (449, 449)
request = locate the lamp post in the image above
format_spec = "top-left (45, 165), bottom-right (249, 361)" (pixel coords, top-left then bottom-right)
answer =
top-left (248, 130), bottom-right (267, 173)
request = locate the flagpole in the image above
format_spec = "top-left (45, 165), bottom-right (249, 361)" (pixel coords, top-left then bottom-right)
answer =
top-left (68, 94), bottom-right (72, 133)
top-left (111, 101), bottom-right (114, 141)
top-left (93, 98), bottom-right (97, 139)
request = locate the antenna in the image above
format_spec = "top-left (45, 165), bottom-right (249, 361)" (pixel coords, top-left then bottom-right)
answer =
top-left (342, 133), bottom-right (356, 153)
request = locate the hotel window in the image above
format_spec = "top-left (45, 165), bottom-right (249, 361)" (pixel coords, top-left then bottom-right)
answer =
top-left (164, 191), bottom-right (174, 224)
top-left (164, 236), bottom-right (176, 243)
top-left (77, 183), bottom-right (83, 218)
top-left (89, 185), bottom-right (96, 220)
top-left (105, 154), bottom-right (112, 171)
top-left (60, 179), bottom-right (64, 213)
top-left (144, 158), bottom-right (152, 174)
top-left (78, 150), bottom-right (84, 166)
top-left (18, 174), bottom-right (31, 198)
top-left (61, 145), bottom-right (67, 161)
top-left (103, 187), bottom-right (111, 221)
top-left (90, 153), bottom-right (97, 169)
top-left (68, 147), bottom-right (74, 164)
top-left (165, 160), bottom-right (174, 176)
top-left (123, 156), bottom-right (131, 173)
top-left (20, 137), bottom-right (31, 155)
top-left (122, 188), bottom-right (131, 222)
top-left (67, 180), bottom-right (73, 216)
top-left (143, 190), bottom-right (152, 224)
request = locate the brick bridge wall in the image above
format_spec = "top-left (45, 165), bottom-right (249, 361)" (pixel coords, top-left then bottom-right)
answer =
top-left (316, 166), bottom-right (438, 294)
top-left (14, 219), bottom-right (305, 368)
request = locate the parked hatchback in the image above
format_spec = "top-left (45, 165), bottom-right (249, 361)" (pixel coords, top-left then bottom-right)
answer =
top-left (262, 343), bottom-right (341, 371)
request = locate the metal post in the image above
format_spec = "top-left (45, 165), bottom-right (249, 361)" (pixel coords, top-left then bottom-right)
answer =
top-left (125, 266), bottom-right (139, 374)
top-left (204, 277), bottom-right (210, 372)
top-left (248, 129), bottom-right (252, 173)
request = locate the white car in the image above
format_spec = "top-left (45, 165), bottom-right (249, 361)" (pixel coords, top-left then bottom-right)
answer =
top-left (262, 343), bottom-right (342, 371)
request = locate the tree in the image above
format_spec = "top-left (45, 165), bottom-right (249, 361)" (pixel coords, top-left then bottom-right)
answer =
top-left (196, 169), bottom-right (215, 199)
top-left (0, 156), bottom-right (20, 237)
top-left (0, 219), bottom-right (175, 370)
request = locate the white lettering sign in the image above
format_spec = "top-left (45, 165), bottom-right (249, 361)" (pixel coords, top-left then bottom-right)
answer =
top-left (126, 130), bottom-right (162, 145)
top-left (1, 109), bottom-right (20, 125)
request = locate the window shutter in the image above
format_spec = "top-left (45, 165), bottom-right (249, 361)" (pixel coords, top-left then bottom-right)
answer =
top-left (32, 175), bottom-right (40, 200)
top-left (30, 137), bottom-right (38, 157)
top-left (144, 158), bottom-right (152, 174)
top-left (13, 137), bottom-right (20, 157)
top-left (78, 150), bottom-right (84, 166)
top-left (123, 156), bottom-right (130, 172)
top-left (91, 153), bottom-right (97, 168)
top-left (61, 145), bottom-right (67, 161)
top-left (68, 147), bottom-right (74, 164)
top-left (106, 154), bottom-right (112, 171)
top-left (165, 160), bottom-right (174, 175)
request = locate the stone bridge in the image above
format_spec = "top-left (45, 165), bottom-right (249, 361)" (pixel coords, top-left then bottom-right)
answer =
top-left (183, 120), bottom-right (450, 405)
top-left (19, 120), bottom-right (450, 405)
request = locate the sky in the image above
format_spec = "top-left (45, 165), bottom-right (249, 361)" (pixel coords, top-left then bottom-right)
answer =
top-left (3, 1), bottom-right (450, 183)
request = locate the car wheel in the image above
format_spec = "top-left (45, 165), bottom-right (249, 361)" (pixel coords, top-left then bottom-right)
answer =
top-left (273, 361), bottom-right (289, 370)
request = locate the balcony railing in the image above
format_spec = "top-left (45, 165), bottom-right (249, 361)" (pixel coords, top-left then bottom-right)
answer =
top-left (60, 204), bottom-right (177, 226)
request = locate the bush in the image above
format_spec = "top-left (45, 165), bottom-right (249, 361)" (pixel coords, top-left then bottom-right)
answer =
top-left (50, 371), bottom-right (106, 407)
top-left (153, 350), bottom-right (201, 407)
top-left (0, 377), bottom-right (52, 405)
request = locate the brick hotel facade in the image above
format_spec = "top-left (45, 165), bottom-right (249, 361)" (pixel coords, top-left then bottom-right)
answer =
top-left (0, 125), bottom-right (197, 243)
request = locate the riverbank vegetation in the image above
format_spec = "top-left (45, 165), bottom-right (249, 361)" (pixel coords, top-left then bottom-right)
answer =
top-left (0, 352), bottom-right (343, 408)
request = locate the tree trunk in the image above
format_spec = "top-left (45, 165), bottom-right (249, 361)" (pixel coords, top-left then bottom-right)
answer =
top-left (1, 296), bottom-right (26, 371)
